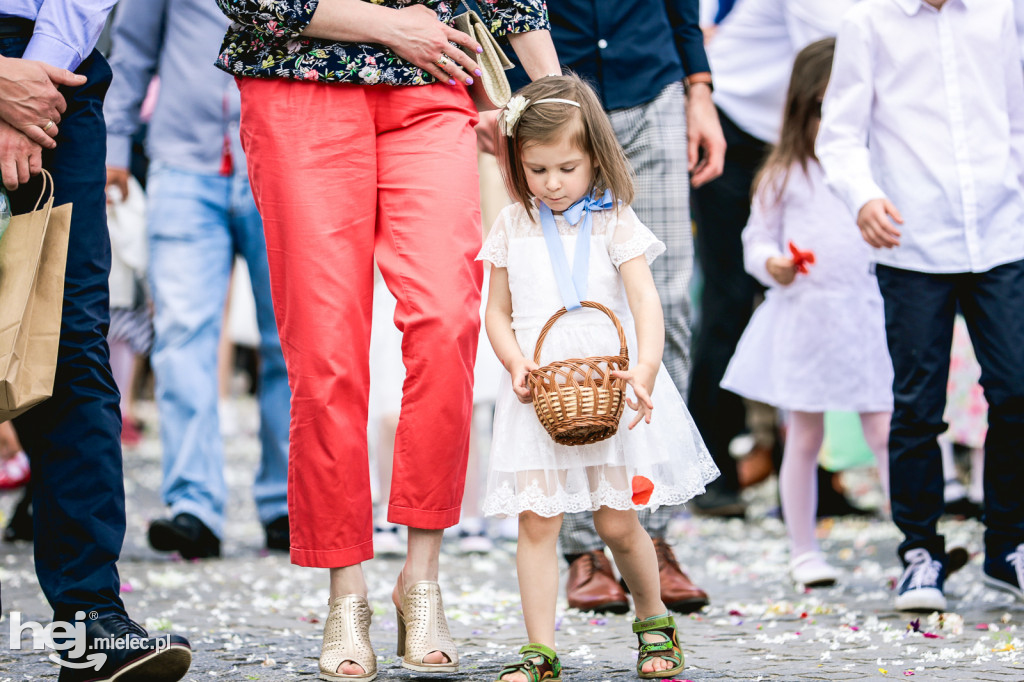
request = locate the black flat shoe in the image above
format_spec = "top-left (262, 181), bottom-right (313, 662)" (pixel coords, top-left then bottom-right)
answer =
top-left (690, 487), bottom-right (747, 519)
top-left (264, 515), bottom-right (289, 551)
top-left (815, 467), bottom-right (873, 519)
top-left (3, 493), bottom-right (33, 543)
top-left (148, 513), bottom-right (221, 559)
top-left (57, 614), bottom-right (191, 682)
top-left (944, 496), bottom-right (983, 520)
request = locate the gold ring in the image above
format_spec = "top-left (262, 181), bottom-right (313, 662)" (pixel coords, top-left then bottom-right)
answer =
top-left (435, 54), bottom-right (451, 69)
top-left (43, 120), bottom-right (54, 132)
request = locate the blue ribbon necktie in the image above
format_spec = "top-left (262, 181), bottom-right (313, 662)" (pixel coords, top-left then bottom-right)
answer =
top-left (539, 189), bottom-right (615, 311)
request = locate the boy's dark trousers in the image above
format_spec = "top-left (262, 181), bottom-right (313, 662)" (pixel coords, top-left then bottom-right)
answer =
top-left (877, 261), bottom-right (1024, 565)
top-left (2, 21), bottom-right (128, 623)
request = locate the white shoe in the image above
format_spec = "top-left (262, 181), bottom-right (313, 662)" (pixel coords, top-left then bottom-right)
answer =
top-left (219, 399), bottom-right (239, 439)
top-left (373, 525), bottom-right (405, 557)
top-left (790, 552), bottom-right (839, 588)
top-left (449, 517), bottom-right (495, 554)
top-left (458, 533), bottom-right (494, 554)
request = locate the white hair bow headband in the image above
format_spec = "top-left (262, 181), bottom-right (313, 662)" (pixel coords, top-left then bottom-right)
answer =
top-left (499, 95), bottom-right (582, 137)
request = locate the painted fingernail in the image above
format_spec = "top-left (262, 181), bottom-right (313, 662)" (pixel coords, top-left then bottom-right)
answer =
top-left (465, 77), bottom-right (474, 85)
top-left (476, 46), bottom-right (483, 53)
top-left (449, 78), bottom-right (457, 85)
top-left (474, 69), bottom-right (482, 77)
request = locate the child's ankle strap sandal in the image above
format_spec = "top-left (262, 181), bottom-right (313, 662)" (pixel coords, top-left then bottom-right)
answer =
top-left (632, 614), bottom-right (685, 679)
top-left (496, 643), bottom-right (562, 682)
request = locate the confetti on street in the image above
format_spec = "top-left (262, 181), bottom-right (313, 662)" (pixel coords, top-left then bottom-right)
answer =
top-left (1, 399), bottom-right (1021, 681)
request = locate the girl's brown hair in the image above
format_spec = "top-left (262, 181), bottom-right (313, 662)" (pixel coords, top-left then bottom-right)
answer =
top-left (753, 37), bottom-right (836, 204)
top-left (496, 73), bottom-right (634, 217)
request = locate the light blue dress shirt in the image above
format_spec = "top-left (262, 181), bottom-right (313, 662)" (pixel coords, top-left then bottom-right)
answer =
top-left (103, 0), bottom-right (244, 175)
top-left (3, 0), bottom-right (117, 70)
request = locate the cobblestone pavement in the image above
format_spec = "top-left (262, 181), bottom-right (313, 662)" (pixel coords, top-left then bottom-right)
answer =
top-left (1, 398), bottom-right (1022, 681)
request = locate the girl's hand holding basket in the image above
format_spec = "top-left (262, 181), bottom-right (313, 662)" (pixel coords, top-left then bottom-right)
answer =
top-left (510, 356), bottom-right (540, 404)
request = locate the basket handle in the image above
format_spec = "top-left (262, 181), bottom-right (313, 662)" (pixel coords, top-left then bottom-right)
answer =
top-left (532, 300), bottom-right (629, 365)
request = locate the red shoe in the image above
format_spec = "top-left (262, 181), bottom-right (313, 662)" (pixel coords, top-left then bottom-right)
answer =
top-left (121, 418), bottom-right (143, 447)
top-left (0, 451), bottom-right (30, 489)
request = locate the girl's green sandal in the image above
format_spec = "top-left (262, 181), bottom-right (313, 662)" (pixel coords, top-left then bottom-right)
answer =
top-left (633, 614), bottom-right (685, 679)
top-left (495, 643), bottom-right (562, 682)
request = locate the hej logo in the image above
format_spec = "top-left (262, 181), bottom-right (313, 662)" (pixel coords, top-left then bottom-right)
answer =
top-left (8, 610), bottom-right (107, 670)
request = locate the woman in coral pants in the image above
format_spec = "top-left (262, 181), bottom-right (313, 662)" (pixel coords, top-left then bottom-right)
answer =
top-left (216, 0), bottom-right (559, 678)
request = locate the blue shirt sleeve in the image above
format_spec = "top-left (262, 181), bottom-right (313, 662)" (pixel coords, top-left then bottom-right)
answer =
top-left (104, 0), bottom-right (168, 169)
top-left (714, 0), bottom-right (736, 24)
top-left (666, 0), bottom-right (710, 77)
top-left (21, 0), bottom-right (118, 71)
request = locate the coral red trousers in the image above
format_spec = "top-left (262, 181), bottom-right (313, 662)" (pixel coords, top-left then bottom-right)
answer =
top-left (238, 79), bottom-right (482, 568)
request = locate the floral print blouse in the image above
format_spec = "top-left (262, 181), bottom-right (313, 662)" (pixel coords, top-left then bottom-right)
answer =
top-left (215, 0), bottom-right (548, 85)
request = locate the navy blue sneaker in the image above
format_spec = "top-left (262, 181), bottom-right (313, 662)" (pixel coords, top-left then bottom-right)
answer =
top-left (894, 548), bottom-right (947, 612)
top-left (983, 543), bottom-right (1024, 602)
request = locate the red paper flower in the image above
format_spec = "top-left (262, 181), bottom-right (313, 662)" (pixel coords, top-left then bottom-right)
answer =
top-left (631, 476), bottom-right (654, 505)
top-left (788, 241), bottom-right (816, 274)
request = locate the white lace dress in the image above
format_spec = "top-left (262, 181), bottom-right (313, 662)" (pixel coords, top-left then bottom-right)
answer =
top-left (477, 202), bottom-right (719, 518)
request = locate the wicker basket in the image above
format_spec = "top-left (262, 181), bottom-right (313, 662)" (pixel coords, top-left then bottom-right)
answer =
top-left (528, 301), bottom-right (629, 446)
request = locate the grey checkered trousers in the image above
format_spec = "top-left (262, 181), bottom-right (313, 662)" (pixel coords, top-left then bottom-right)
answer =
top-left (559, 82), bottom-right (693, 555)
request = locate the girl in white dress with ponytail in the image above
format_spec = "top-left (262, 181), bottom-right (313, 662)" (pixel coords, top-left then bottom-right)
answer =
top-left (721, 38), bottom-right (893, 589)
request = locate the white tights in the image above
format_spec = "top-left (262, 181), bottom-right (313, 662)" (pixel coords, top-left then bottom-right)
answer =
top-left (779, 411), bottom-right (890, 559)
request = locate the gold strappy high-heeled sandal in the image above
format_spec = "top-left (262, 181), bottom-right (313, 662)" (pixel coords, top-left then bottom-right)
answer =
top-left (394, 580), bottom-right (459, 673)
top-left (319, 595), bottom-right (377, 682)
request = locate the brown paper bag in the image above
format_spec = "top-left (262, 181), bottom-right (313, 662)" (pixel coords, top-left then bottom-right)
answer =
top-left (0, 170), bottom-right (72, 422)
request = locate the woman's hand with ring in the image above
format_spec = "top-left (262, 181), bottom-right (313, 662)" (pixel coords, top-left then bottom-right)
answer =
top-left (389, 4), bottom-right (483, 85)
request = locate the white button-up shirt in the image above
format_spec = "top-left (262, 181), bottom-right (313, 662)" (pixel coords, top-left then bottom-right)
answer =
top-left (817, 0), bottom-right (1024, 274)
top-left (707, 0), bottom-right (857, 144)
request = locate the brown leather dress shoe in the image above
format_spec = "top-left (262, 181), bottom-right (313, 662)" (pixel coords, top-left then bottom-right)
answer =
top-left (566, 550), bottom-right (629, 614)
top-left (653, 538), bottom-right (709, 614)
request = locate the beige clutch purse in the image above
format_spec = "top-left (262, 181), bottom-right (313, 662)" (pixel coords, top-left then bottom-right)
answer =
top-left (452, 1), bottom-right (514, 110)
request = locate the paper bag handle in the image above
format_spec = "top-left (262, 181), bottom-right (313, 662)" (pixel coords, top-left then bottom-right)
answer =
top-left (31, 169), bottom-right (54, 214)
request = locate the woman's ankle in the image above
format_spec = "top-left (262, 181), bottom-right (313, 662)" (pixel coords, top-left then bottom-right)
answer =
top-left (329, 565), bottom-right (367, 599)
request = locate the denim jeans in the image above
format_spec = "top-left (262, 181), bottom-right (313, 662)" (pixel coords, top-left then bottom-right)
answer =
top-left (147, 165), bottom-right (289, 538)
top-left (4, 32), bottom-right (127, 621)
top-left (877, 261), bottom-right (1024, 564)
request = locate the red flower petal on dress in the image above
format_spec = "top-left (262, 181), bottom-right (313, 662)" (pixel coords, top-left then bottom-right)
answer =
top-left (788, 241), bottom-right (816, 274)
top-left (631, 476), bottom-right (654, 505)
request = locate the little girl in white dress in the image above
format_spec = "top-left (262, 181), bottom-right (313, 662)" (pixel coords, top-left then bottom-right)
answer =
top-left (477, 74), bottom-right (717, 682)
top-left (721, 39), bottom-right (892, 589)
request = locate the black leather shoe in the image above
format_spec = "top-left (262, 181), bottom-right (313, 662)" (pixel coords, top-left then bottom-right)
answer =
top-left (815, 467), bottom-right (873, 518)
top-left (264, 515), bottom-right (289, 551)
top-left (690, 487), bottom-right (747, 519)
top-left (944, 496), bottom-right (983, 520)
top-left (56, 614), bottom-right (191, 682)
top-left (3, 489), bottom-right (33, 542)
top-left (148, 513), bottom-right (221, 559)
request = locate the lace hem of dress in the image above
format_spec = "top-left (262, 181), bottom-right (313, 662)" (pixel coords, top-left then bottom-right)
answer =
top-left (481, 475), bottom-right (711, 519)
